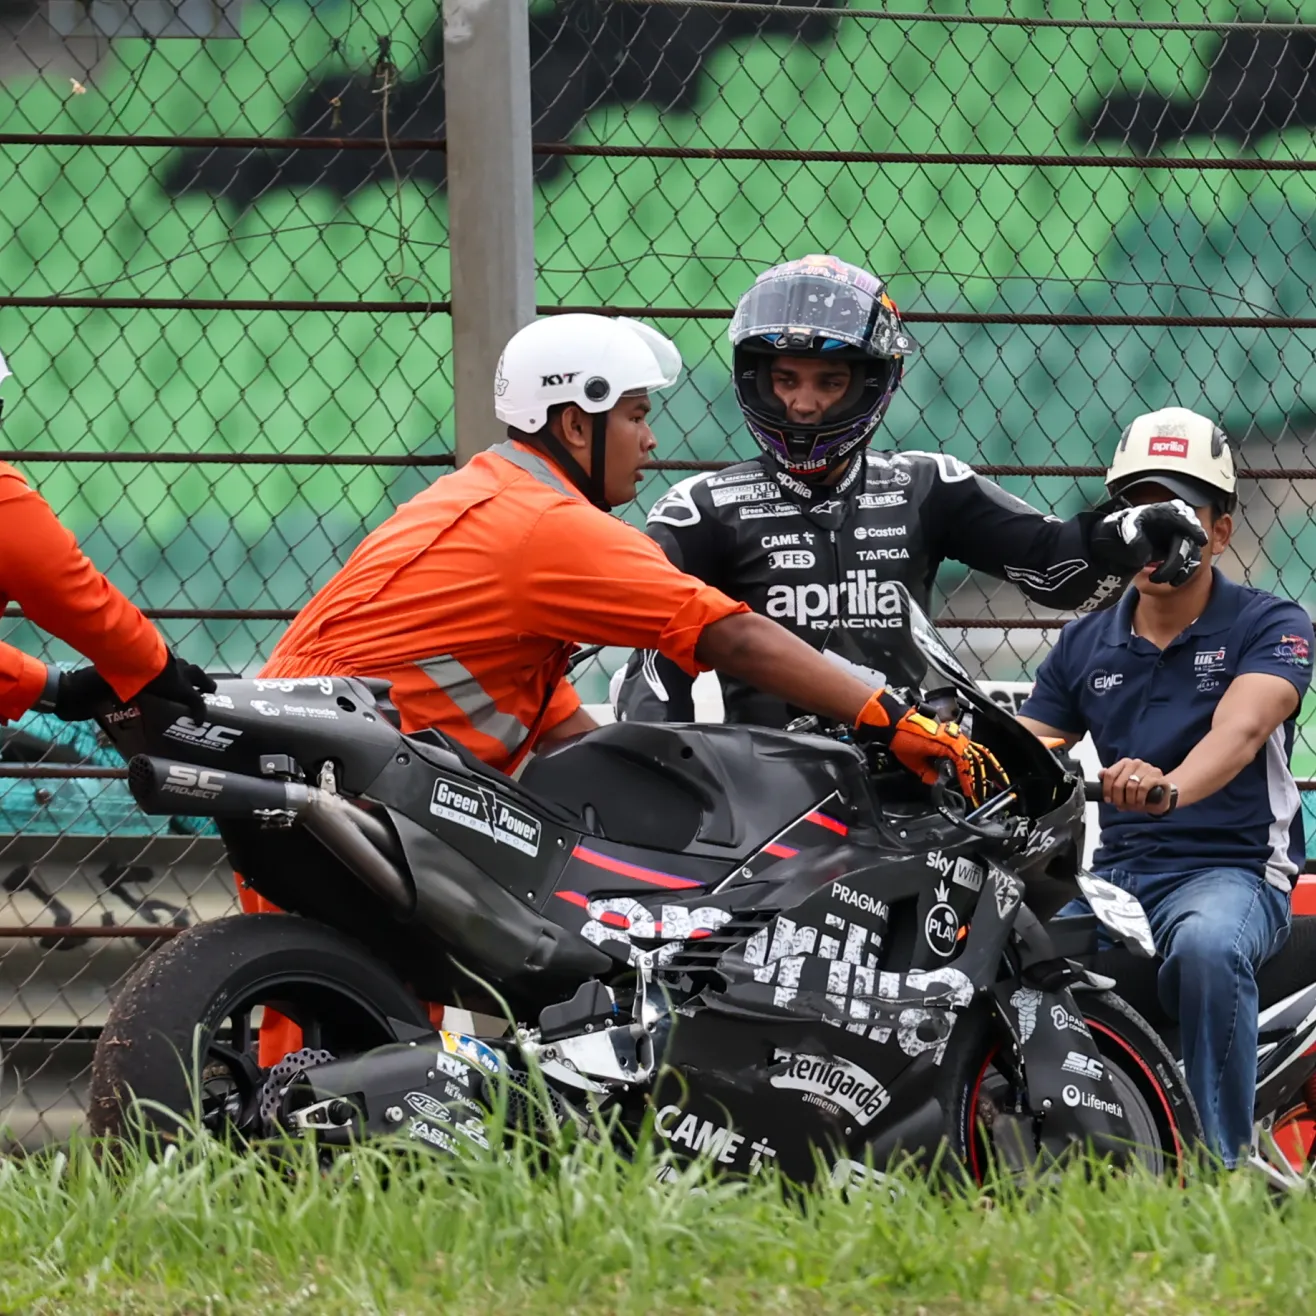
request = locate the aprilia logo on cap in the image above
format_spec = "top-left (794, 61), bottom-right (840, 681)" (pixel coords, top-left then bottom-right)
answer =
top-left (1147, 436), bottom-right (1189, 458)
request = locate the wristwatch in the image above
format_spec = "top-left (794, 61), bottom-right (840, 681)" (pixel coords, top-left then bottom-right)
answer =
top-left (1153, 783), bottom-right (1180, 818)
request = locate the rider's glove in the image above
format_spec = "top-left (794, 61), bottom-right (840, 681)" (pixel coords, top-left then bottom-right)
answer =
top-left (1093, 498), bottom-right (1207, 588)
top-left (854, 688), bottom-right (1008, 807)
top-left (139, 649), bottom-right (218, 717)
top-left (35, 664), bottom-right (116, 722)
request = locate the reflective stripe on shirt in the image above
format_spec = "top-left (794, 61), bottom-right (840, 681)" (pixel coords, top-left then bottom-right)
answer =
top-left (417, 653), bottom-right (529, 754)
top-left (488, 441), bottom-right (574, 499)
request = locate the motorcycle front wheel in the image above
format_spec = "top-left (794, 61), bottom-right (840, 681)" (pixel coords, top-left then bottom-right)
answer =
top-left (964, 991), bottom-right (1202, 1183)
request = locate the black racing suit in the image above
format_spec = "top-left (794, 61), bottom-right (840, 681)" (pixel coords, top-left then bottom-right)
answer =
top-left (614, 448), bottom-right (1130, 727)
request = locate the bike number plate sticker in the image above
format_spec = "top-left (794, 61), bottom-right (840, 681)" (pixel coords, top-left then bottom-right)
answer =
top-left (438, 1031), bottom-right (502, 1075)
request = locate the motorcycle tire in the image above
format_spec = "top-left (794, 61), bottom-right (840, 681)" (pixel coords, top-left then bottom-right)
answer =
top-left (1078, 989), bottom-right (1203, 1173)
top-left (88, 913), bottom-right (431, 1144)
top-left (945, 992), bottom-right (1201, 1183)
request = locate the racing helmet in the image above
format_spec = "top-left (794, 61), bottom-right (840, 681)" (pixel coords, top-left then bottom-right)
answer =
top-left (729, 255), bottom-right (917, 478)
top-left (494, 314), bottom-right (682, 509)
top-left (1106, 407), bottom-right (1237, 515)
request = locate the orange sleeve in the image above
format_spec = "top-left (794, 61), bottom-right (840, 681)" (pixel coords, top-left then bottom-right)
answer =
top-left (0, 644), bottom-right (52, 723)
top-left (512, 502), bottom-right (750, 677)
top-left (0, 470), bottom-right (166, 713)
top-left (541, 677), bottom-right (582, 732)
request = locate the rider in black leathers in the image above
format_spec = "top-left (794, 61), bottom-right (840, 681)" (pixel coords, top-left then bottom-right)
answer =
top-left (615, 255), bottom-right (1206, 728)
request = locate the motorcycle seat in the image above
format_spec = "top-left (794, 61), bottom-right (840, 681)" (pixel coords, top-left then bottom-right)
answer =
top-left (1094, 913), bottom-right (1316, 1031)
top-left (403, 728), bottom-right (592, 833)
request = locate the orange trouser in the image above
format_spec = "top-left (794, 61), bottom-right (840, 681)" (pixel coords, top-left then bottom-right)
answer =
top-left (234, 876), bottom-right (445, 1069)
top-left (235, 879), bottom-right (305, 1067)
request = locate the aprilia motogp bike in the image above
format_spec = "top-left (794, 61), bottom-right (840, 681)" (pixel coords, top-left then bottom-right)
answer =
top-left (88, 587), bottom-right (1202, 1184)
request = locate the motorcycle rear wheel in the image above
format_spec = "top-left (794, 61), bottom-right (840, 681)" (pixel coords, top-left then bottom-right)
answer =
top-left (88, 913), bottom-right (432, 1144)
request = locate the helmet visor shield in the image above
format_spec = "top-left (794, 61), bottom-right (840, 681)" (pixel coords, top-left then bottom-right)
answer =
top-left (730, 263), bottom-right (918, 359)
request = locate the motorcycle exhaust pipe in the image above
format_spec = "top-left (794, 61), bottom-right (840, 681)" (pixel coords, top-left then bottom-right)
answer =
top-left (127, 755), bottom-right (413, 915)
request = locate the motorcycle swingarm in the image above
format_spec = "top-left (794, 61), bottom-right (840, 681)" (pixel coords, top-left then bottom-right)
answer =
top-left (278, 1037), bottom-right (503, 1156)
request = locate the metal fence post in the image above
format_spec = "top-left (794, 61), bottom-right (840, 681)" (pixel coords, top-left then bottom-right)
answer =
top-left (444, 0), bottom-right (537, 464)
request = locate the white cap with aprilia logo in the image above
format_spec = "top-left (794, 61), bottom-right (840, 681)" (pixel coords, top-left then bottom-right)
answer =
top-left (1106, 406), bottom-right (1237, 508)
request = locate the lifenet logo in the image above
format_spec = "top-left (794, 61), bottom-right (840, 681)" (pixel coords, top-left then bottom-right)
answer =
top-left (1147, 436), bottom-right (1189, 458)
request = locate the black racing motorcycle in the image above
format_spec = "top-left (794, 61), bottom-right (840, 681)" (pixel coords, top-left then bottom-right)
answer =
top-left (88, 586), bottom-right (1202, 1184)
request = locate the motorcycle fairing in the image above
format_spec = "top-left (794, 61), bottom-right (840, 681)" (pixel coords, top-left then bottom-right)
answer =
top-left (992, 905), bottom-right (1141, 1159)
top-left (520, 721), bottom-right (873, 860)
top-left (649, 1009), bottom-right (961, 1183)
top-left (103, 678), bottom-right (402, 793)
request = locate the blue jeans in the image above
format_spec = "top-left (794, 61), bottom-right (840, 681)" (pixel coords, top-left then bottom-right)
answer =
top-left (1065, 865), bottom-right (1291, 1168)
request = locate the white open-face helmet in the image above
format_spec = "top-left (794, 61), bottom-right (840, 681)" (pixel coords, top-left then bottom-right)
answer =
top-left (1106, 406), bottom-right (1237, 512)
top-left (493, 314), bottom-right (681, 510)
top-left (494, 314), bottom-right (681, 433)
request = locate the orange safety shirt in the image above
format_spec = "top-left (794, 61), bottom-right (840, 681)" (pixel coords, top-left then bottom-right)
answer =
top-left (262, 442), bottom-right (748, 771)
top-left (0, 462), bottom-right (166, 723)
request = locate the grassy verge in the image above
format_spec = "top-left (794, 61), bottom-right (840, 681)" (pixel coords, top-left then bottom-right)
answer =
top-left (1, 1131), bottom-right (1314, 1316)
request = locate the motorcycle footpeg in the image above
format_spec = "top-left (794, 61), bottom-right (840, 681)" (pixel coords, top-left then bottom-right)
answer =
top-left (537, 979), bottom-right (619, 1044)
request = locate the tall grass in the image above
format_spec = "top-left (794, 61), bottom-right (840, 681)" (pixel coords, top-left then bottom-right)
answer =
top-left (1, 1125), bottom-right (1313, 1315)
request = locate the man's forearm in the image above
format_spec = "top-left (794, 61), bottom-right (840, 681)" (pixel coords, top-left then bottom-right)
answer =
top-left (694, 612), bottom-right (873, 724)
top-left (538, 706), bottom-right (600, 744)
top-left (1166, 724), bottom-right (1270, 809)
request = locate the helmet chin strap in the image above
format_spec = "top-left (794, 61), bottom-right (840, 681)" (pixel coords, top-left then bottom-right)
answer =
top-left (535, 411), bottom-right (613, 511)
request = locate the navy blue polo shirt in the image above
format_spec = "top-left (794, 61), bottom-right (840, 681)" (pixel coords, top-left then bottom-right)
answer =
top-left (1020, 569), bottom-right (1313, 888)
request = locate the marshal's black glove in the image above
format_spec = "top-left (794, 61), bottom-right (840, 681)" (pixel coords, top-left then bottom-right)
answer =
top-left (139, 649), bottom-right (218, 717)
top-left (39, 665), bottom-right (116, 722)
top-left (1092, 498), bottom-right (1207, 588)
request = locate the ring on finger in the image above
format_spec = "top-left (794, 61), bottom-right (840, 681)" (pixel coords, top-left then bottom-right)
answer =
top-left (1128, 774), bottom-right (1142, 784)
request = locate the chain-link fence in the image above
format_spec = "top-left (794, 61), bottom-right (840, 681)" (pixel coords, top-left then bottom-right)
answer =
top-left (2, 0), bottom-right (1315, 1146)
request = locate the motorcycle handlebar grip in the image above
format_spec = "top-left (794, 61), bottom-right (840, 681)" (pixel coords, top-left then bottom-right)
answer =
top-left (1084, 780), bottom-right (1165, 806)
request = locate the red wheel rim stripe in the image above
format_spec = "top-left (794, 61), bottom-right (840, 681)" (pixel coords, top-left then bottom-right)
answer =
top-left (1086, 1017), bottom-right (1185, 1171)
